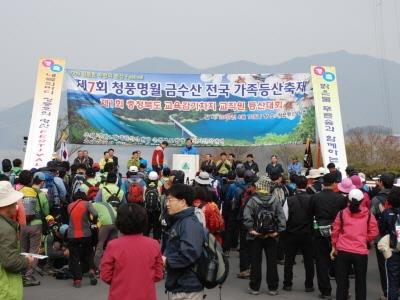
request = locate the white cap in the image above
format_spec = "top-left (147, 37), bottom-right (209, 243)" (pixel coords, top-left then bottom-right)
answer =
top-left (318, 167), bottom-right (327, 175)
top-left (129, 166), bottom-right (138, 173)
top-left (358, 172), bottom-right (366, 183)
top-left (348, 189), bottom-right (364, 202)
top-left (0, 181), bottom-right (23, 207)
top-left (148, 171), bottom-right (159, 181)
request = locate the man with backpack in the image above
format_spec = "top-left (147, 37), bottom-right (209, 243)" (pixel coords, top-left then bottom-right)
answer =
top-left (125, 166), bottom-right (146, 204)
top-left (163, 184), bottom-right (205, 300)
top-left (152, 141), bottom-right (168, 174)
top-left (371, 172), bottom-right (395, 300)
top-left (95, 173), bottom-right (124, 207)
top-left (19, 171), bottom-right (49, 287)
top-left (43, 161), bottom-right (67, 217)
top-left (70, 164), bottom-right (87, 200)
top-left (144, 171), bottom-right (162, 240)
top-left (243, 175), bottom-right (286, 295)
top-left (80, 167), bottom-right (101, 201)
top-left (311, 173), bottom-right (347, 299)
top-left (11, 158), bottom-right (23, 183)
top-left (282, 175), bottom-right (315, 293)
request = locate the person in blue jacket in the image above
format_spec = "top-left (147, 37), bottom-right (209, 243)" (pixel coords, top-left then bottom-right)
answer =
top-left (180, 138), bottom-right (199, 155)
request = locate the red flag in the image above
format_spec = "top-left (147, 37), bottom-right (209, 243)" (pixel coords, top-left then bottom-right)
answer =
top-left (303, 137), bottom-right (313, 169)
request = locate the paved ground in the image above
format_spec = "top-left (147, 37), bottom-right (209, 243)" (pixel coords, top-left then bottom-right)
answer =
top-left (25, 250), bottom-right (383, 300)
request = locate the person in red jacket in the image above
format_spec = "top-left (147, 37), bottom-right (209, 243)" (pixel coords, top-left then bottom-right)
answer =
top-left (151, 141), bottom-right (169, 174)
top-left (330, 189), bottom-right (379, 300)
top-left (101, 203), bottom-right (163, 300)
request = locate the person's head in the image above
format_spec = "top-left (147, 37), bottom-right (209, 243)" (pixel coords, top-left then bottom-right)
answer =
top-left (116, 203), bottom-right (148, 235)
top-left (61, 161), bottom-right (70, 172)
top-left (19, 170), bottom-right (33, 186)
top-left (244, 170), bottom-right (257, 184)
top-left (2, 159), bottom-right (12, 173)
top-left (86, 168), bottom-right (95, 178)
top-left (148, 171), bottom-right (159, 182)
top-left (32, 172), bottom-right (46, 188)
top-left (220, 152), bottom-right (227, 161)
top-left (137, 150), bottom-right (142, 157)
top-left (139, 163), bottom-right (147, 171)
top-left (270, 172), bottom-right (282, 183)
top-left (72, 191), bottom-right (87, 202)
top-left (0, 181), bottom-right (23, 218)
top-left (161, 141), bottom-right (169, 149)
top-left (345, 165), bottom-right (356, 177)
top-left (236, 165), bottom-right (246, 178)
top-left (185, 138), bottom-right (193, 148)
top-left (388, 187), bottom-right (400, 208)
top-left (271, 155), bottom-right (278, 164)
top-left (77, 150), bottom-right (84, 158)
top-left (104, 151), bottom-right (110, 159)
top-left (104, 162), bottom-right (115, 173)
top-left (92, 163), bottom-right (100, 173)
top-left (226, 170), bottom-right (236, 181)
top-left (348, 189), bottom-right (364, 213)
top-left (106, 172), bottom-right (118, 184)
top-left (322, 173), bottom-right (336, 187)
top-left (203, 164), bottom-right (214, 174)
top-left (290, 173), bottom-right (298, 184)
top-left (82, 150), bottom-right (88, 158)
top-left (108, 149), bottom-right (115, 157)
top-left (76, 164), bottom-right (87, 175)
top-left (12, 159), bottom-right (22, 168)
top-left (131, 151), bottom-right (139, 160)
top-left (205, 154), bottom-right (212, 161)
top-left (228, 153), bottom-right (235, 161)
top-left (193, 185), bottom-right (208, 202)
top-left (246, 154), bottom-right (254, 163)
top-left (162, 167), bottom-right (171, 177)
top-left (295, 175), bottom-right (308, 190)
top-left (327, 163), bottom-right (336, 173)
top-left (129, 166), bottom-right (139, 175)
top-left (292, 157), bottom-right (298, 163)
top-left (379, 173), bottom-right (395, 190)
top-left (166, 184), bottom-right (193, 215)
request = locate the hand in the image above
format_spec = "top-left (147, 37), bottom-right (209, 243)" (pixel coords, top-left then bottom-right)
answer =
top-left (330, 247), bottom-right (337, 260)
top-left (63, 249), bottom-right (70, 257)
top-left (250, 230), bottom-right (261, 237)
top-left (162, 256), bottom-right (167, 266)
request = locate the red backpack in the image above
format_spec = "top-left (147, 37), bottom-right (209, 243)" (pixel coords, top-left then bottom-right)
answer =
top-left (204, 202), bottom-right (225, 233)
top-left (127, 181), bottom-right (144, 203)
top-left (86, 181), bottom-right (100, 201)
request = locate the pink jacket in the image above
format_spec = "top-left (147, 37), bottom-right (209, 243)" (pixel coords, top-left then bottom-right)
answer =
top-left (100, 234), bottom-right (164, 300)
top-left (331, 206), bottom-right (378, 255)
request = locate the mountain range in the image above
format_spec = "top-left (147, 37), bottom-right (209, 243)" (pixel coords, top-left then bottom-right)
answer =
top-left (2, 50), bottom-right (399, 157)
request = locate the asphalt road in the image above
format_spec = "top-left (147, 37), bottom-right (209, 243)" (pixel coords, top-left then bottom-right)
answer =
top-left (24, 250), bottom-right (383, 300)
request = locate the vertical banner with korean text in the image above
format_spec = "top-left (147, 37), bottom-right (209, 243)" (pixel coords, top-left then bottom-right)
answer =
top-left (24, 58), bottom-right (66, 169)
top-left (311, 66), bottom-right (347, 174)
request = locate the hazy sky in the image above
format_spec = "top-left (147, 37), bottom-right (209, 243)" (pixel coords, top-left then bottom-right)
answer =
top-left (1, 0), bottom-right (400, 109)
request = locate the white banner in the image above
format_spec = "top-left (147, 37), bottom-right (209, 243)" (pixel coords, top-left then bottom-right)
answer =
top-left (311, 66), bottom-right (347, 174)
top-left (24, 58), bottom-right (66, 169)
top-left (172, 154), bottom-right (200, 183)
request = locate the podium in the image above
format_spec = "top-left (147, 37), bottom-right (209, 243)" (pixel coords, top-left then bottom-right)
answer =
top-left (172, 154), bottom-right (200, 184)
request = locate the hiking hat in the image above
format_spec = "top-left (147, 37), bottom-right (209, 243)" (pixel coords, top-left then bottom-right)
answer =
top-left (148, 171), bottom-right (159, 181)
top-left (358, 172), bottom-right (366, 183)
top-left (0, 181), bottom-right (23, 208)
top-left (350, 175), bottom-right (363, 189)
top-left (306, 169), bottom-right (321, 179)
top-left (348, 189), bottom-right (364, 202)
top-left (338, 178), bottom-right (356, 194)
top-left (129, 166), bottom-right (139, 173)
top-left (255, 175), bottom-right (270, 193)
top-left (195, 171), bottom-right (212, 185)
top-left (33, 172), bottom-right (46, 181)
top-left (318, 167), bottom-right (327, 176)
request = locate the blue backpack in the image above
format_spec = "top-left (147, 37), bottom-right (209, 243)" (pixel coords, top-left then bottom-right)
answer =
top-left (44, 172), bottom-right (61, 209)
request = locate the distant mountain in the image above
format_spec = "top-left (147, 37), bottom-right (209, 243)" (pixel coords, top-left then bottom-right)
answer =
top-left (1, 51), bottom-right (399, 155)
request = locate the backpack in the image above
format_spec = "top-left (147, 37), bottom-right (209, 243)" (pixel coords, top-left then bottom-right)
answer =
top-left (255, 198), bottom-right (277, 235)
top-left (127, 180), bottom-right (144, 203)
top-left (225, 183), bottom-right (243, 213)
top-left (194, 227), bottom-right (229, 289)
top-left (71, 174), bottom-right (85, 198)
top-left (85, 181), bottom-right (100, 201)
top-left (104, 186), bottom-right (121, 208)
top-left (44, 172), bottom-right (61, 208)
top-left (22, 195), bottom-right (39, 223)
top-left (144, 187), bottom-right (160, 212)
top-left (204, 203), bottom-right (225, 234)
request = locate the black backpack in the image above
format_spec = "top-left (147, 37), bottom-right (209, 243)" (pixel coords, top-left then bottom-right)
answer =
top-left (255, 198), bottom-right (277, 234)
top-left (144, 187), bottom-right (160, 213)
top-left (104, 186), bottom-right (121, 208)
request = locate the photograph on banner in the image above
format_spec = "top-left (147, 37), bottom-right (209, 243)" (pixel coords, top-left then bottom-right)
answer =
top-left (66, 70), bottom-right (315, 146)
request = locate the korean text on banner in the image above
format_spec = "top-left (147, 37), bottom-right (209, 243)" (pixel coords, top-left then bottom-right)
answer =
top-left (24, 58), bottom-right (66, 170)
top-left (311, 66), bottom-right (347, 174)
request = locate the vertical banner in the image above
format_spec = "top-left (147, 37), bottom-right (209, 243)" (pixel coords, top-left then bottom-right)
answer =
top-left (311, 66), bottom-right (347, 174)
top-left (24, 58), bottom-right (66, 170)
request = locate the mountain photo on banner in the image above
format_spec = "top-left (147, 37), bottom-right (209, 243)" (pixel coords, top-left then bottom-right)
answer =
top-left (66, 71), bottom-right (315, 146)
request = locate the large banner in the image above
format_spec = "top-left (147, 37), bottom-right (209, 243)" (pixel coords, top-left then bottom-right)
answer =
top-left (66, 70), bottom-right (315, 146)
top-left (311, 66), bottom-right (347, 173)
top-left (24, 58), bottom-right (65, 169)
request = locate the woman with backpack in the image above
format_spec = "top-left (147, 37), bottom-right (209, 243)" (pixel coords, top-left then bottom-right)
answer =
top-left (330, 189), bottom-right (378, 300)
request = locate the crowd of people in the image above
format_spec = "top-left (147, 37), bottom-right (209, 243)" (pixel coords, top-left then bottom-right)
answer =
top-left (1, 140), bottom-right (400, 300)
